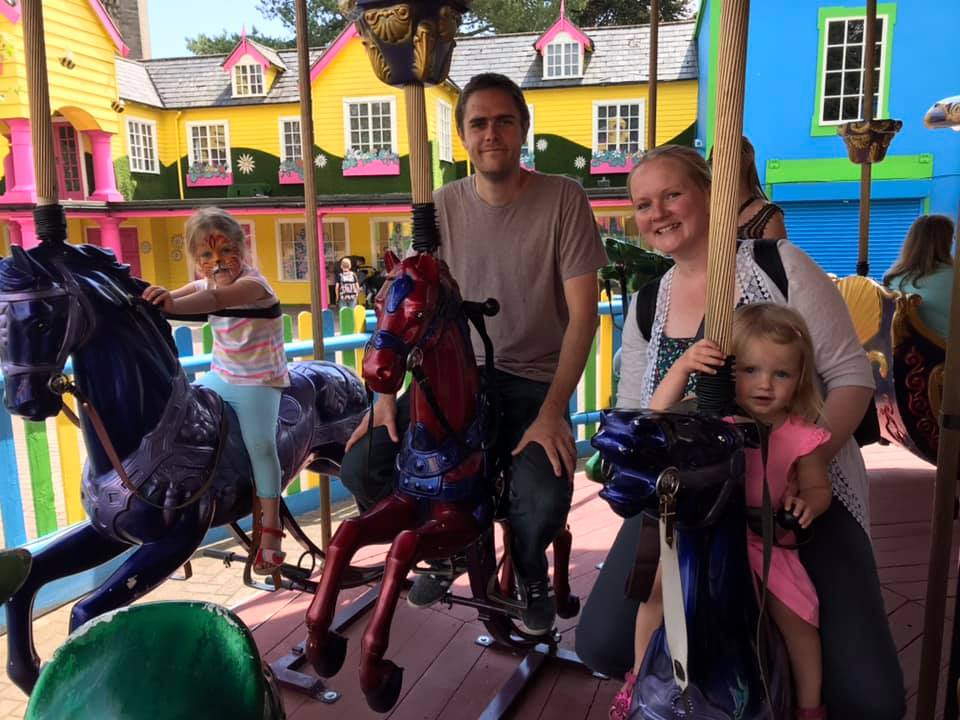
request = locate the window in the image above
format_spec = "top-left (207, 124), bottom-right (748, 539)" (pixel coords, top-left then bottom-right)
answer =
top-left (54, 124), bottom-right (83, 196)
top-left (594, 102), bottom-right (643, 155)
top-left (812, 6), bottom-right (895, 135)
top-left (344, 98), bottom-right (396, 155)
top-left (187, 121), bottom-right (231, 178)
top-left (322, 220), bottom-right (349, 286)
top-left (278, 221), bottom-right (309, 281)
top-left (437, 100), bottom-right (453, 163)
top-left (233, 61), bottom-right (264, 97)
top-left (371, 218), bottom-right (412, 270)
top-left (126, 118), bottom-right (159, 174)
top-left (520, 104), bottom-right (535, 169)
top-left (545, 41), bottom-right (581, 79)
top-left (279, 118), bottom-right (302, 163)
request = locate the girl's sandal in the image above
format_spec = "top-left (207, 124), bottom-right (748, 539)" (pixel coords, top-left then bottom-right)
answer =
top-left (608, 671), bottom-right (637, 720)
top-left (796, 706), bottom-right (827, 720)
top-left (253, 526), bottom-right (287, 576)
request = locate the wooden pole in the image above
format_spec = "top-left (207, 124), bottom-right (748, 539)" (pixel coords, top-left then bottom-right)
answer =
top-left (703, 0), bottom-right (749, 353)
top-left (917, 206), bottom-right (960, 720)
top-left (646, 0), bottom-right (659, 151)
top-left (856, 0), bottom-right (877, 277)
top-left (404, 84), bottom-right (432, 205)
top-left (21, 0), bottom-right (57, 206)
top-left (295, 0), bottom-right (331, 551)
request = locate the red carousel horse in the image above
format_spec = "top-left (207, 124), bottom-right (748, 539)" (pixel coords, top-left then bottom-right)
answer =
top-left (304, 249), bottom-right (577, 712)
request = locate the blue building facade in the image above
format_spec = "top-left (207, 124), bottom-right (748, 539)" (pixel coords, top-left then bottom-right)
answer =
top-left (697, 0), bottom-right (960, 279)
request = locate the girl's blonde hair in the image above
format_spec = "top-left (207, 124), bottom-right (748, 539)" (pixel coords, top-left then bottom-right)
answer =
top-left (882, 214), bottom-right (955, 289)
top-left (185, 207), bottom-right (248, 262)
top-left (733, 303), bottom-right (823, 423)
top-left (627, 144), bottom-right (712, 202)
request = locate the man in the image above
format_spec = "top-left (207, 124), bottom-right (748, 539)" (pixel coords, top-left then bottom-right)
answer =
top-left (340, 73), bottom-right (607, 634)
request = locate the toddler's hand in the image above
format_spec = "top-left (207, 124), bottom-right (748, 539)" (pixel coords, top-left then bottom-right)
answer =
top-left (784, 495), bottom-right (813, 529)
top-left (676, 339), bottom-right (725, 376)
top-left (142, 285), bottom-right (174, 312)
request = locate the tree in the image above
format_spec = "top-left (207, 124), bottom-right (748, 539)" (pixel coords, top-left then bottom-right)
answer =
top-left (185, 27), bottom-right (293, 56)
top-left (575, 0), bottom-right (692, 27)
top-left (463, 0), bottom-right (692, 35)
top-left (256, 0), bottom-right (348, 47)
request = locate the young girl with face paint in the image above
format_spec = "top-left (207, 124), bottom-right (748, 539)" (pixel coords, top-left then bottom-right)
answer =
top-left (142, 207), bottom-right (290, 574)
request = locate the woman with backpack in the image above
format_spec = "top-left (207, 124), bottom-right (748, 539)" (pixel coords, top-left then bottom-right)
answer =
top-left (577, 145), bottom-right (905, 718)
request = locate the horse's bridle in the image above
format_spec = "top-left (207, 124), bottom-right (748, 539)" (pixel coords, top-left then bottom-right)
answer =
top-left (0, 270), bottom-right (93, 381)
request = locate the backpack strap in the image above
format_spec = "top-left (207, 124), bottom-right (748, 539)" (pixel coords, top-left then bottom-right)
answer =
top-left (636, 276), bottom-right (662, 342)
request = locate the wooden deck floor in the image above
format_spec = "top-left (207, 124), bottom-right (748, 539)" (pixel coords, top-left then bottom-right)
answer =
top-left (232, 443), bottom-right (955, 720)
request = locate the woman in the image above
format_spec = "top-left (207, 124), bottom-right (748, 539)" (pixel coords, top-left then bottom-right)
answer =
top-left (883, 214), bottom-right (955, 338)
top-left (576, 145), bottom-right (905, 718)
top-left (710, 136), bottom-right (788, 239)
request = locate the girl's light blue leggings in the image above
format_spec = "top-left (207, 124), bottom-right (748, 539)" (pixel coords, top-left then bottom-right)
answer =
top-left (199, 372), bottom-right (283, 499)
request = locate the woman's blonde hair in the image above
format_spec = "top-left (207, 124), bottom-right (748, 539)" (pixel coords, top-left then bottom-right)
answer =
top-left (882, 214), bottom-right (955, 289)
top-left (732, 303), bottom-right (823, 423)
top-left (627, 144), bottom-right (712, 202)
top-left (185, 207), bottom-right (248, 262)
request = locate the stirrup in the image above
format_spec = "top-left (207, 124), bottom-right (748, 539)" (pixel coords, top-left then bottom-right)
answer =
top-left (253, 527), bottom-right (286, 576)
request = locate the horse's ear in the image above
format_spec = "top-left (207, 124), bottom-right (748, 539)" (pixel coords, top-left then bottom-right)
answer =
top-left (10, 246), bottom-right (31, 272)
top-left (383, 250), bottom-right (400, 273)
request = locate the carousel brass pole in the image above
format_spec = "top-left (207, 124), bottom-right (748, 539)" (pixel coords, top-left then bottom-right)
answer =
top-left (295, 0), bottom-right (331, 550)
top-left (703, 0), bottom-right (749, 355)
top-left (21, 0), bottom-right (58, 207)
top-left (856, 0), bottom-right (877, 277)
top-left (646, 0), bottom-right (659, 151)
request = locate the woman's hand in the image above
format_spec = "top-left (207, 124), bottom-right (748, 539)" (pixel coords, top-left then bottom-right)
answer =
top-left (345, 394), bottom-right (398, 452)
top-left (142, 285), bottom-right (174, 312)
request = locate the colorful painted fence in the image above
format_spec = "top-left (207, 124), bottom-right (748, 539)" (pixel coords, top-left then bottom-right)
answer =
top-left (0, 297), bottom-right (625, 552)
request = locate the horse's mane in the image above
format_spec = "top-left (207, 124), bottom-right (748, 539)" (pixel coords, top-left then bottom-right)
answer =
top-left (0, 242), bottom-right (177, 356)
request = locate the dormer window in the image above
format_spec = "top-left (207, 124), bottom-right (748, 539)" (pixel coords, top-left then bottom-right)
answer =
top-left (233, 61), bottom-right (264, 97)
top-left (545, 40), bottom-right (581, 79)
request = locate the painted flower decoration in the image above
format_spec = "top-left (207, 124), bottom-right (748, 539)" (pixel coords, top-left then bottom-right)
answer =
top-left (236, 153), bottom-right (255, 174)
top-left (574, 155), bottom-right (587, 170)
top-left (536, 138), bottom-right (548, 152)
top-left (315, 153), bottom-right (328, 169)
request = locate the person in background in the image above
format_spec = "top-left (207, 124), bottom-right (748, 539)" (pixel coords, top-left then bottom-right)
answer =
top-left (883, 214), bottom-right (956, 338)
top-left (335, 256), bottom-right (361, 310)
top-left (710, 135), bottom-right (788, 239)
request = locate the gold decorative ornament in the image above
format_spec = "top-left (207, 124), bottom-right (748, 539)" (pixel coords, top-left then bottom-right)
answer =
top-left (837, 118), bottom-right (903, 164)
top-left (364, 5), bottom-right (412, 44)
top-left (413, 20), bottom-right (435, 81)
top-left (834, 274), bottom-right (893, 345)
top-left (892, 293), bottom-right (947, 350)
top-left (866, 350), bottom-right (889, 379)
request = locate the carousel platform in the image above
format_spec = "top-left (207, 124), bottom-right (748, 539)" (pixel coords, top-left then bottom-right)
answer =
top-left (0, 443), bottom-right (950, 719)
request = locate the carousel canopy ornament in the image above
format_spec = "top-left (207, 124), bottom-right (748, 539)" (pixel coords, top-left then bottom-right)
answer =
top-left (837, 117), bottom-right (903, 165)
top-left (339, 0), bottom-right (470, 86)
top-left (924, 94), bottom-right (960, 130)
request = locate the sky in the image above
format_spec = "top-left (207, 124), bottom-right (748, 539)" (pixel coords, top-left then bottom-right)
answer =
top-left (147, 0), bottom-right (292, 58)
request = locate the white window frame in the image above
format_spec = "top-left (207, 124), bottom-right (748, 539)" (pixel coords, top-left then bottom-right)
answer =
top-left (125, 116), bottom-right (159, 174)
top-left (232, 60), bottom-right (265, 97)
top-left (343, 96), bottom-right (398, 156)
top-left (437, 100), bottom-right (453, 163)
top-left (817, 14), bottom-right (889, 126)
top-left (276, 219), bottom-right (310, 283)
top-left (544, 39), bottom-right (582, 79)
top-left (592, 99), bottom-right (645, 155)
top-left (278, 116), bottom-right (303, 164)
top-left (322, 218), bottom-right (351, 285)
top-left (186, 120), bottom-right (231, 171)
top-left (370, 216), bottom-right (413, 270)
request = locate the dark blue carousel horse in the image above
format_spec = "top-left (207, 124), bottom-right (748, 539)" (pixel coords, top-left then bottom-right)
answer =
top-left (592, 409), bottom-right (790, 719)
top-left (0, 240), bottom-right (367, 694)
top-left (304, 250), bottom-right (578, 712)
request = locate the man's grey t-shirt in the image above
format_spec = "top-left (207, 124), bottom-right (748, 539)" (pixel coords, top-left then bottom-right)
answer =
top-left (435, 172), bottom-right (607, 384)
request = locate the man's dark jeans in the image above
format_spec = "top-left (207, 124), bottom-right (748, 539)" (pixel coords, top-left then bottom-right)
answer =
top-left (340, 369), bottom-right (573, 585)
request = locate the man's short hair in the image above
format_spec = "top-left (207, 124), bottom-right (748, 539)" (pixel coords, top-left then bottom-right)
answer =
top-left (455, 73), bottom-right (530, 137)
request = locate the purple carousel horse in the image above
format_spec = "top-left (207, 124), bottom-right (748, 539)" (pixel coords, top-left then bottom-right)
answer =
top-left (0, 239), bottom-right (367, 694)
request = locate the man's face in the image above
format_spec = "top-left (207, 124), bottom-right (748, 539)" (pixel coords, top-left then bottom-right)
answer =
top-left (458, 88), bottom-right (526, 181)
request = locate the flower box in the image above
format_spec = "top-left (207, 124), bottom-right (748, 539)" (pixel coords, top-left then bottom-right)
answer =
top-left (186, 162), bottom-right (232, 187)
top-left (342, 149), bottom-right (400, 177)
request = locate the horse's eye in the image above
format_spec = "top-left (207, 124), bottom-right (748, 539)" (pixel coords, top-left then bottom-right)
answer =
top-left (414, 311), bottom-right (425, 320)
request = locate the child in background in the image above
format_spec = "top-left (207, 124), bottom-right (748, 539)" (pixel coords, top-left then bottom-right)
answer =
top-left (142, 207), bottom-right (289, 574)
top-left (336, 257), bottom-right (360, 309)
top-left (611, 303), bottom-right (831, 720)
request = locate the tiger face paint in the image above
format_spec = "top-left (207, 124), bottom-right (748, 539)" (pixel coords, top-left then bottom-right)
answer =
top-left (195, 232), bottom-right (244, 287)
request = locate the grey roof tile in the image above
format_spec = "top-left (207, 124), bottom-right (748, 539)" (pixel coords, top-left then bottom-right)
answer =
top-left (449, 21), bottom-right (697, 89)
top-left (116, 56), bottom-right (163, 107)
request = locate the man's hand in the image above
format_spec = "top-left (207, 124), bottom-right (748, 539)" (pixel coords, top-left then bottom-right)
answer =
top-left (345, 394), bottom-right (399, 452)
top-left (512, 406), bottom-right (576, 480)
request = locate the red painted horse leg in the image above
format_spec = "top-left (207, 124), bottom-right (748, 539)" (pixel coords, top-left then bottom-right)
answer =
top-left (305, 492), bottom-right (418, 678)
top-left (359, 509), bottom-right (483, 711)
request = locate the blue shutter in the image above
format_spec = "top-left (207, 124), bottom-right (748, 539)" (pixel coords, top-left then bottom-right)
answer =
top-left (779, 199), bottom-right (923, 280)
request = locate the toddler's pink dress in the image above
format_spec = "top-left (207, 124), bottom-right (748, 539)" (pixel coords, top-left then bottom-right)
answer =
top-left (744, 416), bottom-right (831, 627)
